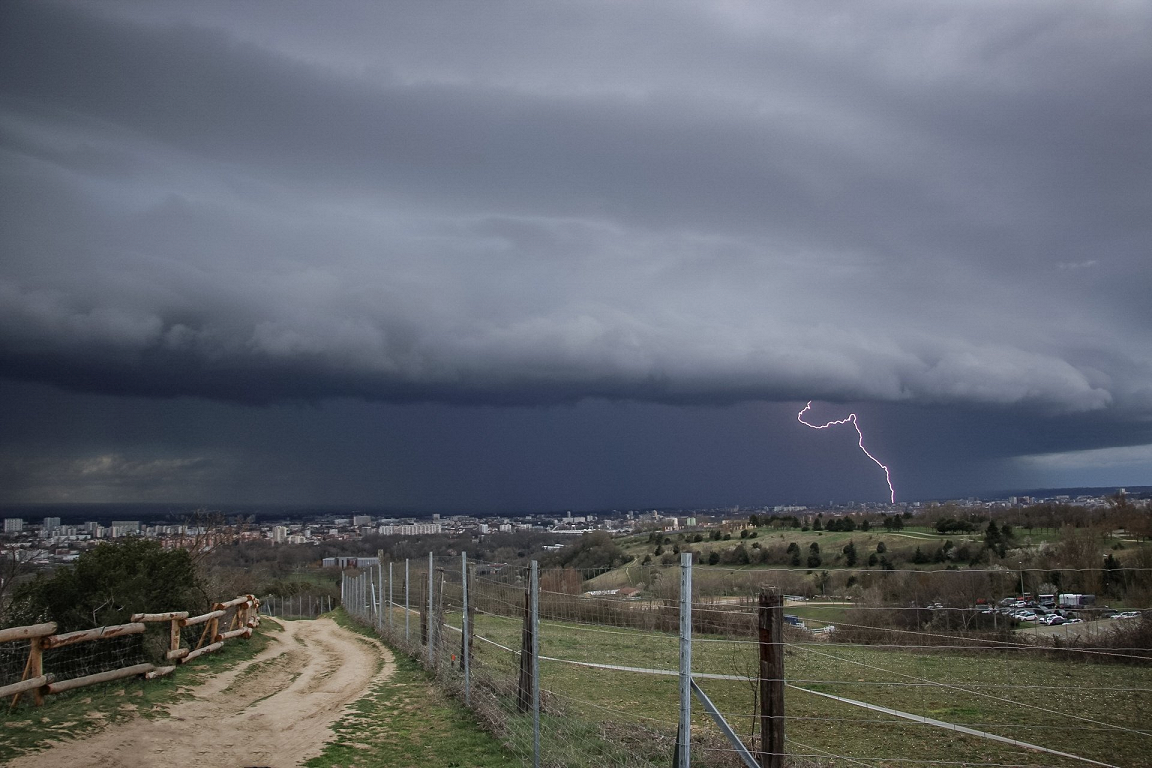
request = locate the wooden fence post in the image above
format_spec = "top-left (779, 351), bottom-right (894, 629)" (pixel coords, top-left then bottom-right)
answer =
top-left (758, 588), bottom-right (784, 768)
top-left (28, 636), bottom-right (45, 706)
top-left (169, 618), bottom-right (181, 656)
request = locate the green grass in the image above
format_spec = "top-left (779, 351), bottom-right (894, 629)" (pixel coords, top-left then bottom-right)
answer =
top-left (785, 603), bottom-right (849, 626)
top-left (454, 610), bottom-right (1151, 767)
top-left (0, 622), bottom-right (276, 763)
top-left (304, 610), bottom-right (520, 768)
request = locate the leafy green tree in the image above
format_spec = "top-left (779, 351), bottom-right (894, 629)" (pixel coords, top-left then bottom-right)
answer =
top-left (543, 531), bottom-right (632, 575)
top-left (812, 518), bottom-right (823, 531)
top-left (984, 521), bottom-right (1001, 548)
top-left (876, 541), bottom-right (887, 554)
top-left (733, 544), bottom-right (751, 565)
top-left (8, 539), bottom-right (202, 632)
top-left (708, 551), bottom-right (720, 566)
top-left (867, 553), bottom-right (879, 567)
top-left (807, 553), bottom-right (822, 569)
top-left (842, 541), bottom-right (858, 567)
top-left (912, 547), bottom-right (929, 564)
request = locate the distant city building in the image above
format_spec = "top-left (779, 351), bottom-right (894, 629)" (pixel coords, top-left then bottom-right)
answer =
top-left (321, 556), bottom-right (380, 569)
top-left (378, 523), bottom-right (442, 536)
top-left (352, 515), bottom-right (374, 527)
top-left (272, 525), bottom-right (289, 543)
top-left (42, 517), bottom-right (62, 532)
top-left (478, 523), bottom-right (489, 534)
top-left (4, 518), bottom-right (24, 533)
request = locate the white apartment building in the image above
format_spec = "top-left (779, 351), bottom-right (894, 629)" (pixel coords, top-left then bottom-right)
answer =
top-left (378, 523), bottom-right (442, 536)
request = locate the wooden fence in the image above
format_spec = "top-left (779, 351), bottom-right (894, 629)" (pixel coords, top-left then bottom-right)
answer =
top-left (1, 594), bottom-right (260, 707)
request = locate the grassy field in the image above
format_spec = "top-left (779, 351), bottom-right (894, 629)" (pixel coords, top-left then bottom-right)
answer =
top-left (456, 610), bottom-right (1151, 767)
top-left (0, 621), bottom-right (278, 763)
top-left (306, 610), bottom-right (519, 768)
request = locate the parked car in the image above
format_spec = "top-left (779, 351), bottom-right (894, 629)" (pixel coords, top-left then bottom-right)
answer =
top-left (1041, 615), bottom-right (1065, 625)
top-left (1065, 617), bottom-right (1084, 624)
top-left (1118, 611), bottom-right (1140, 619)
top-left (1015, 611), bottom-right (1038, 621)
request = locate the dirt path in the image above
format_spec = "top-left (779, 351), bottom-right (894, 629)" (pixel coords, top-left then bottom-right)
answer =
top-left (10, 617), bottom-right (394, 768)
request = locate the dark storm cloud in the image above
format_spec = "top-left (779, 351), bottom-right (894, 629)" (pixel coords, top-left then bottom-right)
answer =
top-left (1, 0), bottom-right (1151, 500)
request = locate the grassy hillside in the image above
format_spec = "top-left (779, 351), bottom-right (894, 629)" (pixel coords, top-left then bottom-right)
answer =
top-left (457, 610), bottom-right (1150, 767)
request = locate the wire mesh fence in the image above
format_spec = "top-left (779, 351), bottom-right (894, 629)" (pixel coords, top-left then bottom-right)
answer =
top-left (259, 593), bottom-right (333, 619)
top-left (344, 556), bottom-right (1152, 768)
top-left (0, 596), bottom-right (259, 707)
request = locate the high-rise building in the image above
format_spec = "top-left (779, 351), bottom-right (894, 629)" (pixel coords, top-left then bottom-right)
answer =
top-left (42, 517), bottom-right (62, 531)
top-left (3, 518), bottom-right (24, 533)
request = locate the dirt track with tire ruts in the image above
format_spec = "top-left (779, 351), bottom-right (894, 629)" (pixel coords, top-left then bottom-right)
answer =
top-left (9, 616), bottom-right (393, 768)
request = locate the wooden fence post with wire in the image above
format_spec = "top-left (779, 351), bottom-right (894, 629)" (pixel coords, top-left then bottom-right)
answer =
top-left (759, 587), bottom-right (784, 768)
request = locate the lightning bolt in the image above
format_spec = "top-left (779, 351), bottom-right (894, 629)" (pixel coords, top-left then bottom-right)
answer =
top-left (797, 401), bottom-right (896, 503)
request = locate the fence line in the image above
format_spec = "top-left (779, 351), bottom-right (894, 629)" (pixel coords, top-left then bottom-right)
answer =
top-left (341, 556), bottom-right (1150, 767)
top-left (259, 593), bottom-right (332, 619)
top-left (0, 594), bottom-right (260, 707)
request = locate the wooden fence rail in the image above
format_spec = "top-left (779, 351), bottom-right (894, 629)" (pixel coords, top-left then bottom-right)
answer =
top-left (1, 594), bottom-right (259, 707)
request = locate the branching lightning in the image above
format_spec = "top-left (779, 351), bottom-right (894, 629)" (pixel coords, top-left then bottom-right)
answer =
top-left (797, 401), bottom-right (896, 503)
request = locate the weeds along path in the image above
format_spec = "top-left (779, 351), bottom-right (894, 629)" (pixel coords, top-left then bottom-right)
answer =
top-left (9, 616), bottom-right (395, 768)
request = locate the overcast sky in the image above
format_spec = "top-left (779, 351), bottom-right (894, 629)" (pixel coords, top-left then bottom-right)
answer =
top-left (1, 1), bottom-right (1150, 511)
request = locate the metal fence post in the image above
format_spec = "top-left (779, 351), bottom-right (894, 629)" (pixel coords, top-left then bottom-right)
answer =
top-left (531, 559), bottom-right (540, 768)
top-left (388, 560), bottom-right (394, 631)
top-left (377, 562), bottom-right (383, 628)
top-left (428, 552), bottom-right (435, 667)
top-left (405, 558), bottom-right (410, 641)
top-left (462, 551), bottom-right (470, 706)
top-left (679, 551), bottom-right (693, 768)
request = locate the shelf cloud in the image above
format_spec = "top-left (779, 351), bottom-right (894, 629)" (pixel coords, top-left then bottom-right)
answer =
top-left (1, 1), bottom-right (1149, 505)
